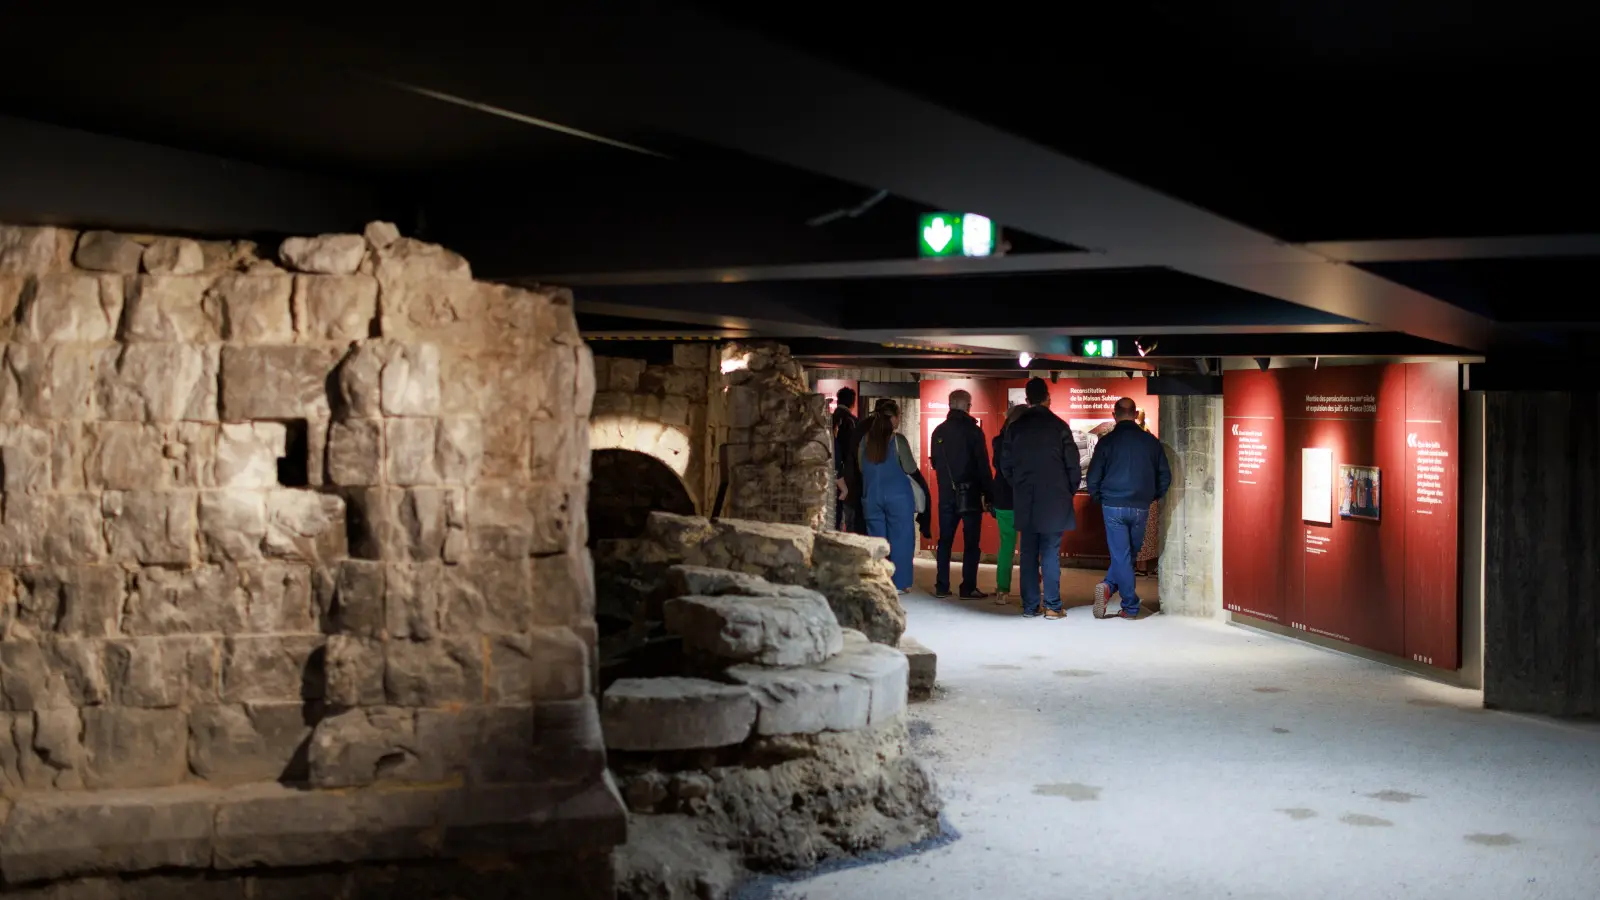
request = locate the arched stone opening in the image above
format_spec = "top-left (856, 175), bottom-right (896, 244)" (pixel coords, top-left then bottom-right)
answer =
top-left (586, 447), bottom-right (697, 542)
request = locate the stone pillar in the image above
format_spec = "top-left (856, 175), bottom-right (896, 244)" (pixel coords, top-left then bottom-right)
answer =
top-left (720, 342), bottom-right (831, 529)
top-left (1156, 394), bottom-right (1224, 616)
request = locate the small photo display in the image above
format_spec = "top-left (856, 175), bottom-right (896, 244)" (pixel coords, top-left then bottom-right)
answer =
top-left (1338, 465), bottom-right (1381, 520)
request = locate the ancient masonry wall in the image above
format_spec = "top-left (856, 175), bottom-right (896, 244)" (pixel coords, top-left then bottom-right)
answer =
top-left (589, 346), bottom-right (718, 513)
top-left (0, 223), bottom-right (622, 893)
top-left (1156, 393), bottom-right (1224, 616)
top-left (719, 343), bottom-right (831, 529)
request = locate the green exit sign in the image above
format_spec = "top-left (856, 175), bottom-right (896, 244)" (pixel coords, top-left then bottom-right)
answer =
top-left (918, 213), bottom-right (996, 258)
top-left (1077, 338), bottom-right (1118, 358)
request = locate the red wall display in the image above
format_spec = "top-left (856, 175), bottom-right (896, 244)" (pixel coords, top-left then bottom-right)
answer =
top-left (918, 377), bottom-right (1158, 557)
top-left (1222, 363), bottom-right (1461, 670)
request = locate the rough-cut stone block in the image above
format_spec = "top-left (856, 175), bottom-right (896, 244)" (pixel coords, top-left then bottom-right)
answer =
top-left (81, 706), bottom-right (189, 788)
top-left (664, 591), bottom-right (843, 667)
top-left (436, 416), bottom-right (483, 483)
top-left (575, 345), bottom-right (596, 417)
top-left (188, 702), bottom-right (312, 784)
top-left (13, 566), bottom-right (122, 638)
top-left (673, 343), bottom-right (710, 370)
top-left (660, 395), bottom-right (690, 427)
top-left (437, 561), bottom-right (531, 634)
top-left (163, 421), bottom-right (220, 486)
top-left (660, 565), bottom-right (807, 600)
top-left (364, 220), bottom-right (402, 250)
top-left (532, 698), bottom-right (607, 783)
top-left (468, 483), bottom-right (534, 558)
top-left (324, 635), bottom-right (386, 707)
top-left (723, 665), bottom-right (871, 735)
top-left (327, 417), bottom-right (383, 485)
top-left (332, 340), bottom-right (385, 418)
top-left (531, 549), bottom-right (596, 626)
top-left (712, 518), bottom-right (816, 583)
top-left (481, 405), bottom-right (532, 482)
top-left (95, 343), bottom-right (219, 422)
top-left (143, 237), bottom-right (205, 275)
top-left (0, 423), bottom-right (52, 493)
top-left (219, 345), bottom-right (338, 420)
top-left (305, 706), bottom-right (419, 788)
top-left (279, 234), bottom-right (367, 275)
top-left (208, 272), bottom-right (294, 343)
top-left (85, 422), bottom-right (166, 491)
top-left (326, 559), bottom-right (385, 636)
top-left (0, 224), bottom-right (73, 275)
top-left (601, 677), bottom-right (756, 751)
top-left (238, 563), bottom-right (317, 634)
top-left (385, 637), bottom-right (485, 706)
top-left (263, 489), bottom-right (345, 562)
top-left (817, 576), bottom-right (907, 646)
top-left (123, 565), bottom-right (238, 635)
top-left (380, 342), bottom-right (440, 416)
top-left (0, 789), bottom-right (214, 884)
top-left (813, 531), bottom-right (892, 571)
top-left (221, 635), bottom-right (324, 703)
top-left (293, 274), bottom-right (378, 342)
top-left (104, 636), bottom-right (218, 707)
top-left (818, 641), bottom-right (910, 726)
top-left (214, 421), bottom-right (287, 488)
top-left (1, 343), bottom-right (99, 420)
top-left (212, 784), bottom-right (447, 869)
top-left (899, 635), bottom-right (937, 701)
top-left (606, 357), bottom-right (645, 393)
top-left (488, 628), bottom-right (588, 703)
top-left (74, 230), bottom-right (146, 273)
top-left (384, 563), bottom-right (440, 639)
top-left (385, 417), bottom-right (439, 485)
top-left (1, 640), bottom-right (109, 710)
top-left (102, 490), bottom-right (197, 565)
top-left (17, 273), bottom-right (123, 342)
top-left (342, 486), bottom-right (460, 562)
top-left (121, 275), bottom-right (219, 341)
top-left (200, 490), bottom-right (267, 562)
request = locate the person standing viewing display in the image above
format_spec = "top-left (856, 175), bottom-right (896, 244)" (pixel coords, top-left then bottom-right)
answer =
top-left (831, 386), bottom-right (864, 533)
top-left (1000, 378), bottom-right (1080, 620)
top-left (857, 399), bottom-right (921, 595)
top-left (1086, 397), bottom-right (1172, 620)
top-left (930, 389), bottom-right (994, 600)
top-left (990, 404), bottom-right (1026, 606)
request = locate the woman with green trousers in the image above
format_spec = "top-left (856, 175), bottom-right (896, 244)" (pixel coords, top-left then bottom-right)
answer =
top-left (990, 405), bottom-right (1025, 605)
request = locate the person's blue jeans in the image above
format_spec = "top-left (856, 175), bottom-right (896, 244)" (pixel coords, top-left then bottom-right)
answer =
top-left (1102, 505), bottom-right (1149, 615)
top-left (866, 495), bottom-right (917, 592)
top-left (1019, 530), bottom-right (1065, 615)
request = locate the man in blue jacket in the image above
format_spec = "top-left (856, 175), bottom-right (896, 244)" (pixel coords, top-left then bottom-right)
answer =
top-left (1000, 378), bottom-right (1080, 620)
top-left (1086, 397), bottom-right (1172, 620)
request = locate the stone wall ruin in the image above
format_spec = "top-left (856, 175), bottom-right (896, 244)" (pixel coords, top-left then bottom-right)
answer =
top-left (0, 222), bottom-right (621, 895)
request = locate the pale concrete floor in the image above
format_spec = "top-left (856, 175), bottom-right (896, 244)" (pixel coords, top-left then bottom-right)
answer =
top-left (767, 559), bottom-right (1600, 900)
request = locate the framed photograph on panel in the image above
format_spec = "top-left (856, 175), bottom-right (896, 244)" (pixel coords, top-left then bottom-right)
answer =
top-left (1301, 448), bottom-right (1333, 524)
top-left (1338, 465), bottom-right (1381, 520)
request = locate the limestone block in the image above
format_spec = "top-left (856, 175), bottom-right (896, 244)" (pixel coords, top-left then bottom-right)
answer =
top-left (632, 394), bottom-right (661, 420)
top-left (723, 665), bottom-right (871, 735)
top-left (74, 230), bottom-right (146, 273)
top-left (333, 340), bottom-right (386, 418)
top-left (95, 342), bottom-right (219, 422)
top-left (11, 707), bottom-right (88, 788)
top-left (187, 702), bottom-right (312, 784)
top-left (122, 565), bottom-right (239, 635)
top-left (438, 560), bottom-right (534, 634)
top-left (813, 531), bottom-right (891, 572)
top-left (11, 566), bottom-right (120, 639)
top-left (0, 423), bottom-right (52, 493)
top-left (214, 421), bottom-right (287, 488)
top-left (660, 395), bottom-right (690, 427)
top-left (664, 592), bottom-right (843, 667)
top-left (0, 343), bottom-right (99, 420)
top-left (385, 637), bottom-right (485, 706)
top-left (279, 234), bottom-right (367, 275)
top-left (382, 280), bottom-right (556, 347)
top-left (143, 237), bottom-right (205, 275)
top-left (385, 417), bottom-right (440, 485)
top-left (327, 417), bottom-right (384, 485)
top-left (436, 416), bottom-right (483, 483)
top-left (712, 518), bottom-right (817, 584)
top-left (481, 405), bottom-right (532, 482)
top-left (601, 677), bottom-right (757, 751)
top-left (530, 698), bottom-right (607, 783)
top-left (898, 635), bottom-right (937, 701)
top-left (293, 273), bottom-right (378, 342)
top-left (575, 344), bottom-right (596, 417)
top-left (200, 490), bottom-right (267, 562)
top-left (324, 635), bottom-right (386, 707)
top-left (728, 384), bottom-right (759, 428)
top-left (162, 421), bottom-right (220, 486)
top-left (673, 343), bottom-right (710, 370)
top-left (658, 565), bottom-right (812, 602)
top-left (343, 486), bottom-right (461, 562)
top-left (0, 789), bottom-right (213, 884)
top-left (530, 418), bottom-right (578, 483)
top-left (591, 392), bottom-right (631, 417)
top-left (379, 342), bottom-right (440, 416)
top-left (383, 563), bottom-right (440, 640)
top-left (122, 275), bottom-right (220, 341)
top-left (0, 640), bottom-right (109, 710)
top-left (237, 563), bottom-right (317, 634)
top-left (85, 422), bottom-right (166, 490)
top-left (305, 706), bottom-right (419, 788)
top-left (263, 489), bottom-right (346, 562)
top-left (103, 636), bottom-right (218, 707)
top-left (17, 272), bottom-right (124, 342)
top-left (531, 549), bottom-right (596, 626)
top-left (364, 220), bottom-right (402, 250)
top-left (816, 576), bottom-right (907, 646)
top-left (468, 483), bottom-right (535, 558)
top-left (81, 706), bottom-right (189, 788)
top-left (212, 783), bottom-right (455, 869)
top-left (221, 635), bottom-right (325, 703)
top-left (1, 224), bottom-right (75, 275)
top-left (219, 345), bottom-right (339, 420)
top-left (487, 628), bottom-right (588, 704)
top-left (209, 272), bottom-right (294, 343)
top-left (102, 490), bottom-right (198, 565)
top-left (817, 641), bottom-right (910, 726)
top-left (324, 559), bottom-right (385, 637)
top-left (607, 357), bottom-right (645, 393)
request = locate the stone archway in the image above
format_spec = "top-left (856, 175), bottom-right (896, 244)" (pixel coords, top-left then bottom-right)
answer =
top-left (587, 448), bottom-right (697, 542)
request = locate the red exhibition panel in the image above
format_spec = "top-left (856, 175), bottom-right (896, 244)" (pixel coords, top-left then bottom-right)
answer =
top-left (1221, 363), bottom-right (1460, 670)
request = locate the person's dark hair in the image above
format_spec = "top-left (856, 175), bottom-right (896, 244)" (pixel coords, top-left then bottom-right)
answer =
top-left (1025, 377), bottom-right (1050, 405)
top-left (1114, 396), bottom-right (1138, 420)
top-left (864, 399), bottom-right (900, 464)
top-left (836, 386), bottom-right (856, 410)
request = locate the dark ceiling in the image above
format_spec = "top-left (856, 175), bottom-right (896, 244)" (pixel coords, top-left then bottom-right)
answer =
top-left (0, 2), bottom-right (1594, 383)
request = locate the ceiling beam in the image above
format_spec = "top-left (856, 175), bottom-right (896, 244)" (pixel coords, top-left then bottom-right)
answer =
top-left (1303, 234), bottom-right (1600, 263)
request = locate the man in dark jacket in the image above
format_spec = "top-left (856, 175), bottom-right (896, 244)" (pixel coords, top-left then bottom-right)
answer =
top-left (832, 387), bottom-right (864, 534)
top-left (1086, 397), bottom-right (1172, 619)
top-left (1000, 378), bottom-right (1080, 620)
top-left (930, 390), bottom-right (994, 599)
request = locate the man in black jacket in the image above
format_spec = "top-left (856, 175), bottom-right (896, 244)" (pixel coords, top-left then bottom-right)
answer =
top-left (831, 387), bottom-right (864, 534)
top-left (1085, 397), bottom-right (1172, 619)
top-left (930, 390), bottom-right (993, 599)
top-left (1001, 378), bottom-right (1080, 620)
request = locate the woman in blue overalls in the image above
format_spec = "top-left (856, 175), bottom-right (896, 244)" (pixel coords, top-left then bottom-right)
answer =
top-left (858, 399), bottom-right (921, 594)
